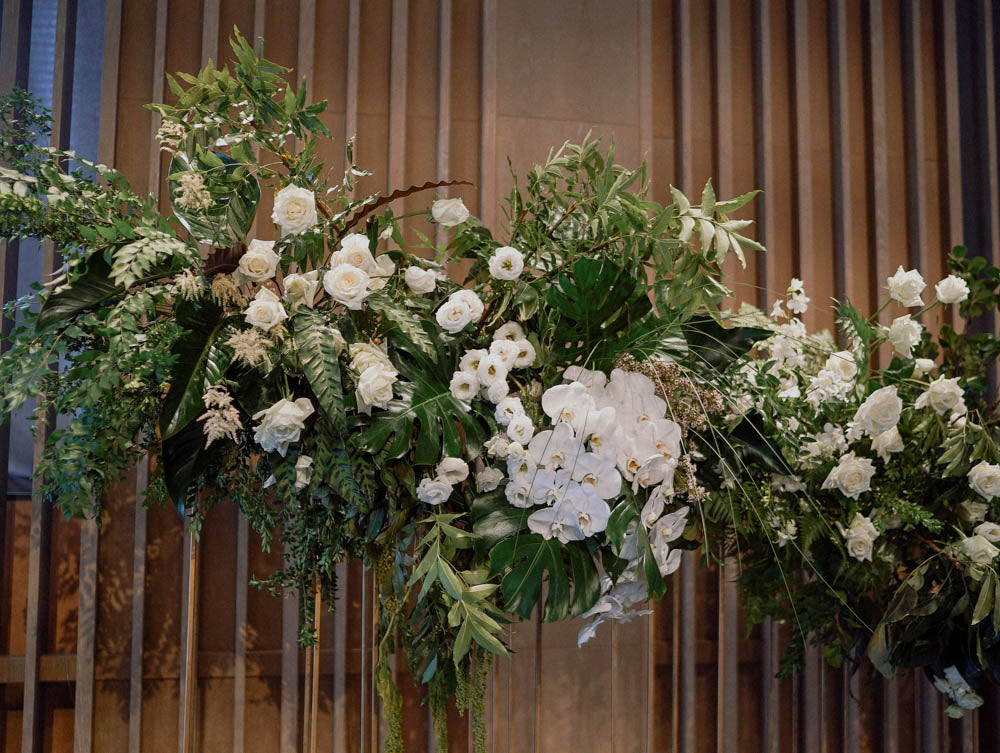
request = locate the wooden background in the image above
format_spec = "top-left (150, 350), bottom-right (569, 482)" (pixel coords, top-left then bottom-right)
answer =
top-left (3, 0), bottom-right (1000, 751)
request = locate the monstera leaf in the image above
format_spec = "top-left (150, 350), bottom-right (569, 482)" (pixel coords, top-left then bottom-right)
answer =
top-left (159, 299), bottom-right (233, 439)
top-left (489, 533), bottom-right (600, 621)
top-left (293, 308), bottom-right (347, 432)
top-left (544, 256), bottom-right (652, 370)
top-left (680, 314), bottom-right (770, 374)
top-left (168, 149), bottom-right (260, 247)
top-left (162, 417), bottom-right (222, 511)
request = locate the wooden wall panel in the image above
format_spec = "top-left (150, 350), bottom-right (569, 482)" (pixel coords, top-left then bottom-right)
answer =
top-left (2, 1), bottom-right (998, 752)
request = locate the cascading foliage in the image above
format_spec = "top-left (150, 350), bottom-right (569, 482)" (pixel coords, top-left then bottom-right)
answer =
top-left (6, 27), bottom-right (1000, 745)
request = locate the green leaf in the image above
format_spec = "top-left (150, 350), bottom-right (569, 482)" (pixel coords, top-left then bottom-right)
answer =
top-left (471, 493), bottom-right (531, 546)
top-left (453, 615), bottom-right (473, 666)
top-left (161, 418), bottom-right (222, 512)
top-left (168, 150), bottom-right (260, 247)
top-left (867, 623), bottom-right (894, 679)
top-left (293, 308), bottom-right (346, 432)
top-left (972, 571), bottom-right (996, 625)
top-left (367, 294), bottom-right (436, 359)
top-left (606, 499), bottom-right (638, 551)
top-left (159, 299), bottom-right (232, 439)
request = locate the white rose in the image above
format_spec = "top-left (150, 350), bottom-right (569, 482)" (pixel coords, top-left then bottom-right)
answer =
top-left (450, 289), bottom-right (484, 319)
top-left (935, 274), bottom-right (969, 304)
top-left (417, 477), bottom-right (453, 505)
top-left (333, 233), bottom-right (376, 272)
top-left (886, 265), bottom-right (926, 307)
top-left (821, 452), bottom-right (876, 499)
top-left (913, 358), bottom-right (936, 377)
top-left (449, 371), bottom-right (479, 403)
top-left (960, 501), bottom-right (990, 525)
top-left (323, 263), bottom-right (371, 310)
top-left (489, 339), bottom-right (521, 368)
top-left (431, 197), bottom-right (470, 227)
top-left (244, 287), bottom-right (288, 331)
top-left (349, 342), bottom-right (394, 374)
top-left (436, 297), bottom-right (476, 334)
top-left (487, 246), bottom-right (524, 280)
top-left (485, 379), bottom-right (510, 404)
top-left (476, 354), bottom-right (508, 387)
top-left (272, 184), bottom-right (318, 236)
top-left (512, 339), bottom-right (536, 368)
top-left (838, 512), bottom-right (879, 561)
top-left (968, 461), bottom-right (1000, 500)
top-left (824, 351), bottom-right (857, 382)
top-left (404, 266), bottom-right (437, 294)
top-left (436, 457), bottom-right (469, 484)
top-left (852, 386), bottom-right (902, 438)
top-left (283, 270), bottom-right (320, 309)
top-left (885, 315), bottom-right (923, 358)
top-left (294, 455), bottom-right (314, 489)
top-left (974, 522), bottom-right (1000, 543)
top-left (493, 322), bottom-right (525, 341)
top-left (506, 414), bottom-right (535, 444)
top-left (355, 364), bottom-right (397, 415)
top-left (961, 534), bottom-right (1000, 566)
top-left (871, 426), bottom-right (903, 461)
top-left (238, 239), bottom-right (280, 281)
top-left (253, 397), bottom-right (314, 456)
top-left (476, 467), bottom-right (505, 492)
top-left (915, 376), bottom-right (964, 415)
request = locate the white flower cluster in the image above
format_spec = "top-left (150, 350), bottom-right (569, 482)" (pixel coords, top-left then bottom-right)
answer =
top-left (416, 457), bottom-right (470, 506)
top-left (448, 322), bottom-right (536, 408)
top-left (436, 289), bottom-right (485, 334)
top-left (174, 172), bottom-right (213, 212)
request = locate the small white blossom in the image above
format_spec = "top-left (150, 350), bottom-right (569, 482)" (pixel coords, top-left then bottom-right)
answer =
top-left (430, 197), bottom-right (470, 227)
top-left (822, 452), bottom-right (876, 499)
top-left (272, 184), bottom-right (318, 235)
top-left (476, 467), bottom-right (505, 492)
top-left (968, 461), bottom-right (1000, 500)
top-left (915, 376), bottom-right (965, 416)
top-left (237, 239), bottom-right (280, 282)
top-left (885, 314), bottom-right (923, 358)
top-left (436, 457), bottom-right (469, 484)
top-left (886, 265), bottom-right (926, 307)
top-left (417, 477), bottom-right (452, 505)
top-left (244, 287), bottom-right (288, 331)
top-left (404, 266), bottom-right (437, 294)
top-left (935, 275), bottom-right (970, 304)
top-left (487, 246), bottom-right (524, 280)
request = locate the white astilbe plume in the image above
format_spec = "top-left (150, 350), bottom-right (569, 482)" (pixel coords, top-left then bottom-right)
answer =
top-left (174, 172), bottom-right (213, 211)
top-left (199, 386), bottom-right (242, 446)
top-left (173, 268), bottom-right (205, 300)
top-left (226, 328), bottom-right (270, 366)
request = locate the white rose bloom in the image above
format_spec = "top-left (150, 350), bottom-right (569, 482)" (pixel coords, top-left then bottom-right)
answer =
top-left (915, 376), bottom-right (964, 415)
top-left (885, 314), bottom-right (923, 358)
top-left (886, 265), bottom-right (926, 307)
top-left (436, 457), bottom-right (469, 484)
top-left (476, 354), bottom-right (509, 387)
top-left (244, 287), bottom-right (288, 331)
top-left (430, 197), bottom-right (470, 227)
top-left (333, 233), bottom-right (376, 272)
top-left (323, 263), bottom-right (371, 310)
top-left (283, 270), bottom-right (320, 309)
top-left (253, 397), bottom-right (314, 456)
top-left (913, 358), bottom-right (936, 377)
top-left (852, 385), bottom-right (902, 438)
top-left (837, 512), bottom-right (879, 561)
top-left (355, 364), bottom-right (397, 415)
top-left (451, 289), bottom-right (484, 318)
top-left (349, 342), bottom-right (394, 375)
top-left (417, 477), bottom-right (453, 505)
top-left (294, 455), bottom-right (314, 489)
top-left (486, 378), bottom-right (510, 404)
top-left (481, 336), bottom-right (514, 366)
top-left (495, 397), bottom-right (525, 426)
top-left (272, 184), bottom-right (318, 235)
top-left (821, 452), bottom-right (876, 499)
top-left (871, 426), bottom-right (904, 461)
top-left (974, 522), bottom-right (1000, 543)
top-left (506, 414), bottom-right (535, 444)
top-left (824, 351), bottom-right (858, 382)
top-left (935, 274), bottom-right (970, 304)
top-left (404, 266), bottom-right (437, 294)
top-left (449, 371), bottom-right (479, 403)
top-left (493, 322), bottom-right (525, 341)
top-left (436, 297), bottom-right (477, 334)
top-left (237, 239), bottom-right (280, 281)
top-left (968, 461), bottom-right (1000, 500)
top-left (960, 501), bottom-right (990, 525)
top-left (476, 467), bottom-right (505, 492)
top-left (961, 534), bottom-right (1000, 566)
top-left (512, 339), bottom-right (536, 368)
top-left (487, 246), bottom-right (525, 280)
top-left (459, 349), bottom-right (488, 374)
top-left (484, 433), bottom-right (512, 458)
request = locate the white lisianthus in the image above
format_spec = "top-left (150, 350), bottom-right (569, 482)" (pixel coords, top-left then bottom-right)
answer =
top-left (283, 270), bottom-right (320, 309)
top-left (974, 522), bottom-right (1000, 543)
top-left (886, 265), bottom-right (926, 307)
top-left (272, 184), bottom-right (318, 235)
top-left (332, 233), bottom-right (376, 272)
top-left (449, 371), bottom-right (479, 403)
top-left (915, 376), bottom-right (965, 416)
top-left (913, 358), bottom-right (936, 377)
top-left (404, 266), bottom-right (437, 294)
top-left (824, 351), bottom-right (858, 382)
top-left (476, 467), bottom-right (505, 492)
top-left (417, 477), bottom-right (452, 505)
top-left (493, 321), bottom-right (525, 341)
top-left (871, 426), bottom-right (904, 461)
top-left (836, 512), bottom-right (879, 561)
top-left (968, 461), bottom-right (1000, 500)
top-left (430, 197), bottom-right (470, 227)
top-left (323, 263), bottom-right (371, 310)
top-left (489, 339), bottom-right (521, 368)
top-left (506, 414), bottom-right (535, 444)
top-left (459, 349), bottom-right (488, 374)
top-left (237, 239), bottom-right (280, 282)
top-left (960, 534), bottom-right (1000, 566)
top-left (485, 378), bottom-right (510, 403)
top-left (821, 452), bottom-right (876, 499)
top-left (253, 397), bottom-right (314, 456)
top-left (349, 342), bottom-right (394, 374)
top-left (476, 354), bottom-right (508, 387)
top-left (495, 397), bottom-right (525, 426)
top-left (436, 457), bottom-right (469, 484)
top-left (244, 287), bottom-right (288, 331)
top-left (885, 314), bottom-right (923, 358)
top-left (355, 364), bottom-right (397, 415)
top-left (512, 339), bottom-right (536, 368)
top-left (852, 385), bottom-right (902, 438)
top-left (935, 274), bottom-right (970, 304)
top-left (294, 455), bottom-right (314, 489)
top-left (487, 246), bottom-right (524, 280)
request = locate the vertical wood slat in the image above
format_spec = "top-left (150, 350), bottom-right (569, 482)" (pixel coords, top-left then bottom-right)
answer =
top-left (829, 0), bottom-right (853, 306)
top-left (867, 0), bottom-right (891, 319)
top-left (434, 0), bottom-right (452, 248)
top-left (297, 0), bottom-right (315, 100)
top-left (332, 561), bottom-right (348, 753)
top-left (73, 519), bottom-right (98, 753)
top-left (479, 0), bottom-right (497, 229)
top-left (281, 552), bottom-right (300, 753)
top-left (753, 0), bottom-right (776, 305)
top-left (233, 517), bottom-right (248, 753)
top-left (387, 0), bottom-right (408, 196)
top-left (844, 667), bottom-right (863, 753)
top-left (179, 535), bottom-right (201, 753)
top-left (638, 0), bottom-right (653, 189)
top-left (983, 0), bottom-right (1000, 268)
top-left (201, 0), bottom-right (221, 65)
top-left (940, 0), bottom-right (964, 249)
top-left (792, 0), bottom-right (814, 289)
top-left (344, 0), bottom-right (361, 181)
top-left (901, 0), bottom-right (930, 272)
